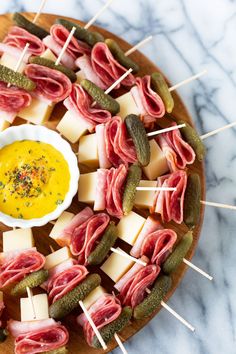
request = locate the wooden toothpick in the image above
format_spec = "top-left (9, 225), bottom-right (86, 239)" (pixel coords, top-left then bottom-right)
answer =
top-left (110, 248), bottom-right (147, 266)
top-left (200, 121), bottom-right (236, 140)
top-left (7, 43), bottom-right (30, 87)
top-left (201, 200), bottom-right (236, 211)
top-left (55, 27), bottom-right (76, 66)
top-left (125, 36), bottom-right (153, 56)
top-left (169, 70), bottom-right (207, 92)
top-left (147, 124), bottom-right (186, 137)
top-left (114, 333), bottom-right (128, 354)
top-left (84, 0), bottom-right (115, 29)
top-left (183, 259), bottom-right (213, 281)
top-left (33, 0), bottom-right (48, 24)
top-left (26, 287), bottom-right (36, 320)
top-left (136, 187), bottom-right (176, 192)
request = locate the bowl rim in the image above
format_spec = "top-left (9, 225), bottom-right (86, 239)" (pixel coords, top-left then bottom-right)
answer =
top-left (0, 124), bottom-right (79, 228)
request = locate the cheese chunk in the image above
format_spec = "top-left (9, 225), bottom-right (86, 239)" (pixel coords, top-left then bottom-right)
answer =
top-left (117, 211), bottom-right (146, 246)
top-left (21, 294), bottom-right (49, 322)
top-left (18, 98), bottom-right (54, 124)
top-left (135, 180), bottom-right (157, 209)
top-left (143, 139), bottom-right (169, 180)
top-left (57, 110), bottom-right (90, 143)
top-left (0, 291), bottom-right (3, 302)
top-left (49, 211), bottom-right (75, 243)
top-left (83, 286), bottom-right (106, 309)
top-left (116, 91), bottom-right (140, 120)
top-left (78, 172), bottom-right (97, 204)
top-left (0, 52), bottom-right (26, 73)
top-left (0, 117), bottom-right (10, 132)
top-left (76, 70), bottom-right (86, 84)
top-left (3, 228), bottom-right (34, 252)
top-left (101, 247), bottom-right (134, 283)
top-left (44, 246), bottom-right (71, 270)
top-left (78, 134), bottom-right (99, 168)
top-left (40, 49), bottom-right (57, 62)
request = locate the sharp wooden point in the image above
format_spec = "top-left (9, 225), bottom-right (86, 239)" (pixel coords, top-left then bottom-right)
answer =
top-left (84, 0), bottom-right (115, 29)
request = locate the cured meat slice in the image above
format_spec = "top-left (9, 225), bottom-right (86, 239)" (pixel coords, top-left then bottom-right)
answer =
top-left (141, 229), bottom-right (177, 265)
top-left (0, 249), bottom-right (45, 288)
top-left (46, 264), bottom-right (88, 303)
top-left (3, 26), bottom-right (45, 56)
top-left (0, 82), bottom-right (31, 122)
top-left (130, 217), bottom-right (163, 258)
top-left (25, 64), bottom-right (72, 103)
top-left (131, 76), bottom-right (165, 126)
top-left (70, 213), bottom-right (110, 265)
top-left (118, 264), bottom-right (160, 308)
top-left (41, 258), bottom-right (77, 290)
top-left (64, 84), bottom-right (112, 130)
top-left (104, 116), bottom-right (137, 167)
top-left (106, 164), bottom-right (127, 218)
top-left (8, 318), bottom-right (57, 337)
top-left (154, 170), bottom-right (187, 224)
top-left (156, 122), bottom-right (196, 171)
top-left (91, 42), bottom-right (135, 89)
top-left (96, 124), bottom-right (112, 169)
top-left (94, 169), bottom-right (109, 211)
top-left (75, 55), bottom-right (107, 89)
top-left (0, 43), bottom-right (31, 62)
top-left (77, 294), bottom-right (122, 347)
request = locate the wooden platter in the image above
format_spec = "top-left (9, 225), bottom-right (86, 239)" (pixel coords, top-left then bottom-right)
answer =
top-left (0, 13), bottom-right (206, 354)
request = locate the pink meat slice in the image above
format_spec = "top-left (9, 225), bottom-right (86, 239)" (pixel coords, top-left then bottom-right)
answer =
top-left (25, 63), bottom-right (72, 103)
top-left (41, 258), bottom-right (77, 290)
top-left (104, 116), bottom-right (137, 167)
top-left (106, 164), bottom-right (127, 218)
top-left (96, 124), bottom-right (112, 169)
top-left (91, 42), bottom-right (135, 89)
top-left (75, 55), bottom-right (107, 89)
top-left (94, 169), bottom-right (109, 211)
top-left (3, 26), bottom-right (45, 56)
top-left (8, 319), bottom-right (58, 337)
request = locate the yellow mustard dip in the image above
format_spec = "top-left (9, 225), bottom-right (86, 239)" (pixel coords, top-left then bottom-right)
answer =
top-left (0, 140), bottom-right (70, 219)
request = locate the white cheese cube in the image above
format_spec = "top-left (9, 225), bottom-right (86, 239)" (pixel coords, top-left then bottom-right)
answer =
top-left (3, 228), bottom-right (34, 252)
top-left (18, 98), bottom-right (54, 124)
top-left (83, 286), bottom-right (106, 309)
top-left (21, 294), bottom-right (49, 322)
top-left (101, 247), bottom-right (134, 283)
top-left (40, 49), bottom-right (57, 62)
top-left (0, 52), bottom-right (26, 73)
top-left (0, 291), bottom-right (3, 302)
top-left (57, 110), bottom-right (90, 143)
top-left (116, 91), bottom-right (140, 120)
top-left (44, 246), bottom-right (71, 270)
top-left (49, 211), bottom-right (75, 244)
top-left (76, 70), bottom-right (86, 84)
top-left (78, 134), bottom-right (99, 168)
top-left (78, 172), bottom-right (97, 204)
top-left (143, 139), bottom-right (169, 180)
top-left (0, 117), bottom-right (10, 131)
top-left (135, 180), bottom-right (157, 209)
top-left (117, 211), bottom-right (146, 246)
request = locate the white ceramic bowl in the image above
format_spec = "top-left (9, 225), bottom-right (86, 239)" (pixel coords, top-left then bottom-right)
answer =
top-left (0, 124), bottom-right (79, 228)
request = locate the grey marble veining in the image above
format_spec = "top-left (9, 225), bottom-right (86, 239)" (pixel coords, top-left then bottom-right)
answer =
top-left (0, 0), bottom-right (236, 353)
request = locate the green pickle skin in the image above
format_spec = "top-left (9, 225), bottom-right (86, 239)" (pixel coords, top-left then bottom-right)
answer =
top-left (151, 72), bottom-right (174, 113)
top-left (122, 164), bottom-right (142, 215)
top-left (178, 120), bottom-right (205, 162)
top-left (184, 173), bottom-right (201, 229)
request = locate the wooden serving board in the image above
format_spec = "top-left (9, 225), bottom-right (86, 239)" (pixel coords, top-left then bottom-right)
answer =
top-left (0, 13), bottom-right (205, 354)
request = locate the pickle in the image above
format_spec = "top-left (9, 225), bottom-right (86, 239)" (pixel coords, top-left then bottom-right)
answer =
top-left (184, 174), bottom-right (201, 229)
top-left (105, 39), bottom-right (139, 74)
top-left (151, 72), bottom-right (174, 113)
top-left (88, 223), bottom-right (118, 265)
top-left (125, 114), bottom-right (150, 166)
top-left (133, 275), bottom-right (172, 320)
top-left (11, 269), bottom-right (49, 297)
top-left (122, 164), bottom-right (142, 215)
top-left (56, 19), bottom-right (104, 47)
top-left (13, 12), bottom-right (49, 39)
top-left (178, 120), bottom-right (205, 162)
top-left (0, 328), bottom-right (8, 343)
top-left (29, 57), bottom-right (77, 82)
top-left (0, 64), bottom-right (36, 91)
top-left (49, 274), bottom-right (101, 319)
top-left (92, 306), bottom-right (132, 349)
top-left (162, 231), bottom-right (193, 275)
top-left (81, 79), bottom-right (120, 115)
top-left (44, 347), bottom-right (68, 354)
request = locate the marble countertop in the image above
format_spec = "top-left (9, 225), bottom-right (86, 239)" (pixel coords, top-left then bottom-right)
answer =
top-left (1, 0), bottom-right (236, 353)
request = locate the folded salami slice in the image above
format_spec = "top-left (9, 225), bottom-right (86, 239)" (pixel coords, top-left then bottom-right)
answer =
top-left (0, 82), bottom-right (31, 122)
top-left (0, 249), bottom-right (45, 288)
top-left (0, 43), bottom-right (31, 62)
top-left (77, 294), bottom-right (122, 347)
top-left (104, 116), bottom-right (137, 167)
top-left (131, 76), bottom-right (165, 127)
top-left (94, 169), bottom-right (109, 211)
top-left (91, 42), bottom-right (135, 89)
top-left (76, 55), bottom-right (107, 89)
top-left (41, 258), bottom-right (76, 290)
top-left (25, 64), bottom-right (72, 103)
top-left (96, 124), bottom-right (112, 169)
top-left (8, 319), bottom-right (69, 354)
top-left (64, 84), bottom-right (112, 130)
top-left (117, 264), bottom-right (160, 308)
top-left (154, 170), bottom-right (187, 224)
top-left (3, 26), bottom-right (45, 56)
top-left (157, 122), bottom-right (196, 171)
top-left (106, 164), bottom-right (127, 218)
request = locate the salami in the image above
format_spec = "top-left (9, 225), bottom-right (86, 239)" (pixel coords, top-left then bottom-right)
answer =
top-left (76, 55), bottom-right (107, 89)
top-left (156, 122), bottom-right (196, 171)
top-left (41, 258), bottom-right (77, 290)
top-left (3, 26), bottom-right (45, 56)
top-left (131, 76), bottom-right (165, 127)
top-left (0, 82), bottom-right (31, 122)
top-left (96, 124), bottom-right (112, 169)
top-left (154, 170), bottom-right (187, 224)
top-left (25, 64), bottom-right (72, 103)
top-left (64, 84), bottom-right (112, 130)
top-left (91, 42), bottom-right (135, 89)
top-left (106, 164), bottom-right (127, 218)
top-left (77, 294), bottom-right (122, 347)
top-left (0, 249), bottom-right (45, 288)
top-left (94, 169), bottom-right (109, 211)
